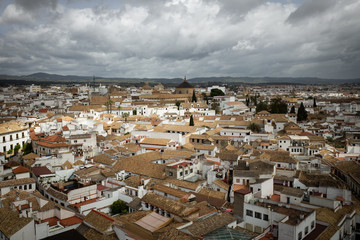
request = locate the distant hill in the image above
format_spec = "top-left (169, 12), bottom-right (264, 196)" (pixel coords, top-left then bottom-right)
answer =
top-left (0, 72), bottom-right (359, 85)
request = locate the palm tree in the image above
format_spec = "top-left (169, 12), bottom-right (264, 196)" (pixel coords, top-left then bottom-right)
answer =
top-left (105, 100), bottom-right (113, 113)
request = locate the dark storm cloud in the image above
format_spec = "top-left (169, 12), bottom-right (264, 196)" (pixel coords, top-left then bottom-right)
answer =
top-left (286, 0), bottom-right (337, 23)
top-left (0, 0), bottom-right (359, 79)
top-left (14, 0), bottom-right (58, 11)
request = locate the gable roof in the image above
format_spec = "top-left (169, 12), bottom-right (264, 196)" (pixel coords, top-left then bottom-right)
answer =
top-left (84, 209), bottom-right (114, 233)
top-left (141, 192), bottom-right (198, 217)
top-left (181, 212), bottom-right (236, 237)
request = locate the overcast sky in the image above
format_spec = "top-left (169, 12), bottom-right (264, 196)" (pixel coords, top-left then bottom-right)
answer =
top-left (0, 0), bottom-right (359, 79)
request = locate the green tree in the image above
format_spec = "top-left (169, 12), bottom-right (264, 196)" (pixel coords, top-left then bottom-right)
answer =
top-left (245, 96), bottom-right (250, 106)
top-left (327, 137), bottom-right (334, 143)
top-left (269, 98), bottom-right (288, 114)
top-left (14, 144), bottom-right (21, 155)
top-left (290, 106), bottom-right (296, 114)
top-left (247, 123), bottom-right (261, 133)
top-left (189, 115), bottom-right (194, 126)
top-left (201, 93), bottom-right (209, 105)
top-left (256, 101), bottom-right (268, 113)
top-left (105, 100), bottom-right (114, 114)
top-left (192, 90), bottom-right (197, 102)
top-left (123, 112), bottom-right (129, 122)
top-left (132, 109), bottom-right (137, 115)
top-left (297, 102), bottom-right (308, 122)
top-left (211, 100), bottom-right (220, 113)
top-left (210, 88), bottom-right (225, 97)
top-left (22, 142), bottom-right (33, 155)
top-left (313, 98), bottom-right (317, 108)
top-left (110, 200), bottom-right (128, 215)
top-left (7, 149), bottom-right (13, 155)
top-left (250, 95), bottom-right (258, 106)
top-left (175, 101), bottom-right (181, 110)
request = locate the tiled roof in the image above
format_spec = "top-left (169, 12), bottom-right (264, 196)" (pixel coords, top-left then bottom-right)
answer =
top-left (84, 209), bottom-right (114, 233)
top-left (0, 178), bottom-right (35, 188)
top-left (0, 121), bottom-right (27, 134)
top-left (142, 192), bottom-right (199, 217)
top-left (22, 153), bottom-right (40, 160)
top-left (46, 186), bottom-right (68, 201)
top-left (140, 138), bottom-right (171, 146)
top-left (181, 212), bottom-right (236, 237)
top-left (32, 166), bottom-right (53, 176)
top-left (36, 141), bottom-right (69, 148)
top-left (163, 178), bottom-right (204, 191)
top-left (92, 154), bottom-right (115, 166)
top-left (112, 158), bottom-right (166, 179)
top-left (0, 207), bottom-right (33, 238)
top-left (153, 184), bottom-right (189, 198)
top-left (212, 179), bottom-right (229, 190)
top-left (43, 134), bottom-right (66, 142)
top-left (12, 166), bottom-right (30, 174)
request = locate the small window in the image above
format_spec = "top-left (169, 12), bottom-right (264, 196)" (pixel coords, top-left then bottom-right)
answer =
top-left (298, 232), bottom-right (302, 240)
top-left (246, 210), bottom-right (253, 217)
top-left (311, 221), bottom-right (315, 229)
top-left (255, 212), bottom-right (261, 219)
top-left (305, 226), bottom-right (308, 235)
top-left (263, 214), bottom-right (269, 221)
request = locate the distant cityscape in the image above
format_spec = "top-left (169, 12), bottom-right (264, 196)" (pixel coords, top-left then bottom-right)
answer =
top-left (0, 78), bottom-right (360, 240)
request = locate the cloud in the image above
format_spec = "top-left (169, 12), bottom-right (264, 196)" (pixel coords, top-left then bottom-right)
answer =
top-left (0, 0), bottom-right (359, 79)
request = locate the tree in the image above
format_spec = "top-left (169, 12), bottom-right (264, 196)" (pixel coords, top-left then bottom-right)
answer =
top-left (210, 88), bottom-right (225, 97)
top-left (256, 101), bottom-right (268, 113)
top-left (297, 102), bottom-right (308, 122)
top-left (123, 112), bottom-right (129, 122)
top-left (22, 142), bottom-right (33, 155)
top-left (132, 109), bottom-right (137, 115)
top-left (175, 101), bottom-right (181, 110)
top-left (192, 90), bottom-right (197, 102)
top-left (269, 98), bottom-right (288, 114)
top-left (211, 100), bottom-right (220, 113)
top-left (110, 200), bottom-right (128, 215)
top-left (7, 149), bottom-right (13, 155)
top-left (14, 144), bottom-right (21, 155)
top-left (247, 123), bottom-right (260, 133)
top-left (290, 106), bottom-right (296, 114)
top-left (313, 98), bottom-right (317, 108)
top-left (105, 100), bottom-right (113, 114)
top-left (245, 96), bottom-right (250, 106)
top-left (189, 115), bottom-right (194, 126)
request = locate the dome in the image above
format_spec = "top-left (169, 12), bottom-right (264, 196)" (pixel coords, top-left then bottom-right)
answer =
top-left (176, 77), bottom-right (193, 89)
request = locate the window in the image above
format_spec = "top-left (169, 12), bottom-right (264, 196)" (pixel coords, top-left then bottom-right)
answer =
top-left (3, 136), bottom-right (5, 142)
top-left (263, 214), bottom-right (269, 221)
top-left (29, 184), bottom-right (32, 189)
top-left (311, 221), bottom-right (315, 229)
top-left (236, 179), bottom-right (240, 183)
top-left (169, 172), bottom-right (173, 176)
top-left (255, 212), bottom-right (262, 219)
top-left (305, 226), bottom-right (308, 235)
top-left (298, 232), bottom-right (302, 240)
top-left (145, 203), bottom-right (149, 208)
top-left (246, 210), bottom-right (253, 217)
top-left (180, 172), bottom-right (183, 176)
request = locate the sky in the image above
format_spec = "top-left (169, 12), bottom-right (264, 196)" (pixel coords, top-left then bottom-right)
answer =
top-left (0, 0), bottom-right (359, 79)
